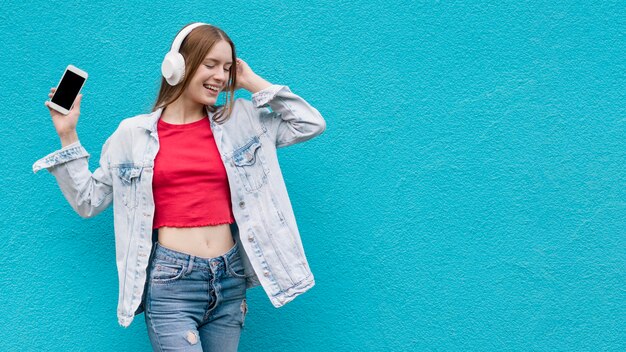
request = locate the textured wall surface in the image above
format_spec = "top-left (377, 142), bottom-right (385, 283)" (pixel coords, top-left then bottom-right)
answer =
top-left (1, 1), bottom-right (624, 351)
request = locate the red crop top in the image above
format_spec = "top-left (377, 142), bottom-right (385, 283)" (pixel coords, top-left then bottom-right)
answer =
top-left (152, 115), bottom-right (235, 229)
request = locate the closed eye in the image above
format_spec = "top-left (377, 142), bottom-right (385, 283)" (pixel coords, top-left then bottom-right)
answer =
top-left (205, 65), bottom-right (231, 72)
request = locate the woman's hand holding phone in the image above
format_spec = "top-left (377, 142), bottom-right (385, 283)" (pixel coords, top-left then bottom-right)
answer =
top-left (46, 87), bottom-right (81, 147)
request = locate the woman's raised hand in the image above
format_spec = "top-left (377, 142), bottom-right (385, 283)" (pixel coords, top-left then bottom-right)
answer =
top-left (232, 58), bottom-right (259, 92)
top-left (231, 58), bottom-right (271, 93)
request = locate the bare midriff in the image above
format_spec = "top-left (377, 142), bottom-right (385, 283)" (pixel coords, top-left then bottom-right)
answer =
top-left (157, 224), bottom-right (235, 258)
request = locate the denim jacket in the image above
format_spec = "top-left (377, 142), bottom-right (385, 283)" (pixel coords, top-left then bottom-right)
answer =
top-left (32, 85), bottom-right (326, 327)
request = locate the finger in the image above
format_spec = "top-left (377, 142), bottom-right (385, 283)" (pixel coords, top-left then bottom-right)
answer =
top-left (74, 94), bottom-right (82, 108)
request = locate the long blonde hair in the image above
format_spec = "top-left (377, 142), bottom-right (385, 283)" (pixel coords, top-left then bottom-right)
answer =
top-left (152, 23), bottom-right (237, 124)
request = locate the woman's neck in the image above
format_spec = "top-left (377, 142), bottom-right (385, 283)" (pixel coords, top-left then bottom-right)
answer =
top-left (161, 98), bottom-right (206, 124)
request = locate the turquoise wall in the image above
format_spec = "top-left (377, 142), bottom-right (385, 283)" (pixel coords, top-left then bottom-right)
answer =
top-left (2, 1), bottom-right (624, 350)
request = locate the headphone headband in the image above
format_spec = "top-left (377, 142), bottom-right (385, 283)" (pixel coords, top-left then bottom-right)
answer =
top-left (170, 22), bottom-right (210, 53)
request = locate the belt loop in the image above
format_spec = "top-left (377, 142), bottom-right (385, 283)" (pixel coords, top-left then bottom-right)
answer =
top-left (222, 253), bottom-right (230, 273)
top-left (186, 255), bottom-right (194, 275)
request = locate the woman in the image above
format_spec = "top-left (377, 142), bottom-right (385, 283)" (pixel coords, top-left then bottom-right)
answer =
top-left (33, 22), bottom-right (326, 351)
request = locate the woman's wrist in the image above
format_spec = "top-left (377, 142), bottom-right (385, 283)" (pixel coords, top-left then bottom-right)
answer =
top-left (245, 74), bottom-right (272, 94)
top-left (59, 131), bottom-right (79, 148)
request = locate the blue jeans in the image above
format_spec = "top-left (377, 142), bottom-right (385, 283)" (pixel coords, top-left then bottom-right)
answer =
top-left (145, 241), bottom-right (248, 351)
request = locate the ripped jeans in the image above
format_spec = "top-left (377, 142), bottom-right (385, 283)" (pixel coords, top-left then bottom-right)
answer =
top-left (145, 241), bottom-right (248, 351)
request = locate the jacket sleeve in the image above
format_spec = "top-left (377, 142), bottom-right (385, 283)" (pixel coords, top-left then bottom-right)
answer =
top-left (32, 133), bottom-right (115, 219)
top-left (251, 85), bottom-right (327, 148)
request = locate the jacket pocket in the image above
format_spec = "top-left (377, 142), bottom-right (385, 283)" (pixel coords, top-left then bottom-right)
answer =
top-left (232, 136), bottom-right (270, 192)
top-left (115, 164), bottom-right (143, 209)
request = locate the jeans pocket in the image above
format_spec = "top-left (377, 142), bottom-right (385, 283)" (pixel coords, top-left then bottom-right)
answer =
top-left (151, 259), bottom-right (185, 285)
top-left (227, 256), bottom-right (247, 279)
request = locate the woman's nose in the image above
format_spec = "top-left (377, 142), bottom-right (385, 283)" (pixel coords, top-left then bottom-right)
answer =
top-left (214, 70), bottom-right (226, 82)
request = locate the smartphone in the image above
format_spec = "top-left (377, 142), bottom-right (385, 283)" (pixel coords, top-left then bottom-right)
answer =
top-left (48, 65), bottom-right (88, 115)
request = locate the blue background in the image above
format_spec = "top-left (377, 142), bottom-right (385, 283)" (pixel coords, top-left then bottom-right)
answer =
top-left (1, 1), bottom-right (625, 350)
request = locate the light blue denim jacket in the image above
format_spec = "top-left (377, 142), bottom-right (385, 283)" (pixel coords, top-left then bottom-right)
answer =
top-left (32, 85), bottom-right (326, 327)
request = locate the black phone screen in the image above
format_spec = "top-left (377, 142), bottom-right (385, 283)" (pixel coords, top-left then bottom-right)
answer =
top-left (51, 70), bottom-right (86, 110)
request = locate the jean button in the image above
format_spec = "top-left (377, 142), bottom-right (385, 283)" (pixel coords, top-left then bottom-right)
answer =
top-left (239, 201), bottom-right (245, 208)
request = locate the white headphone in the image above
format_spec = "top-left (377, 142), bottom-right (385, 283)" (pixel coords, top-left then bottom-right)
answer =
top-left (161, 22), bottom-right (211, 86)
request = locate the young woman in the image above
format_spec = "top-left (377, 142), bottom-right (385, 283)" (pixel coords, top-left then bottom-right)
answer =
top-left (33, 22), bottom-right (326, 351)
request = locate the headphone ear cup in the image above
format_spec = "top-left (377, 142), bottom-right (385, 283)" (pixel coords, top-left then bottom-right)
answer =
top-left (161, 52), bottom-right (186, 85)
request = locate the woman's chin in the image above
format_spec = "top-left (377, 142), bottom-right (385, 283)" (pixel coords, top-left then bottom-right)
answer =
top-left (202, 96), bottom-right (218, 105)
